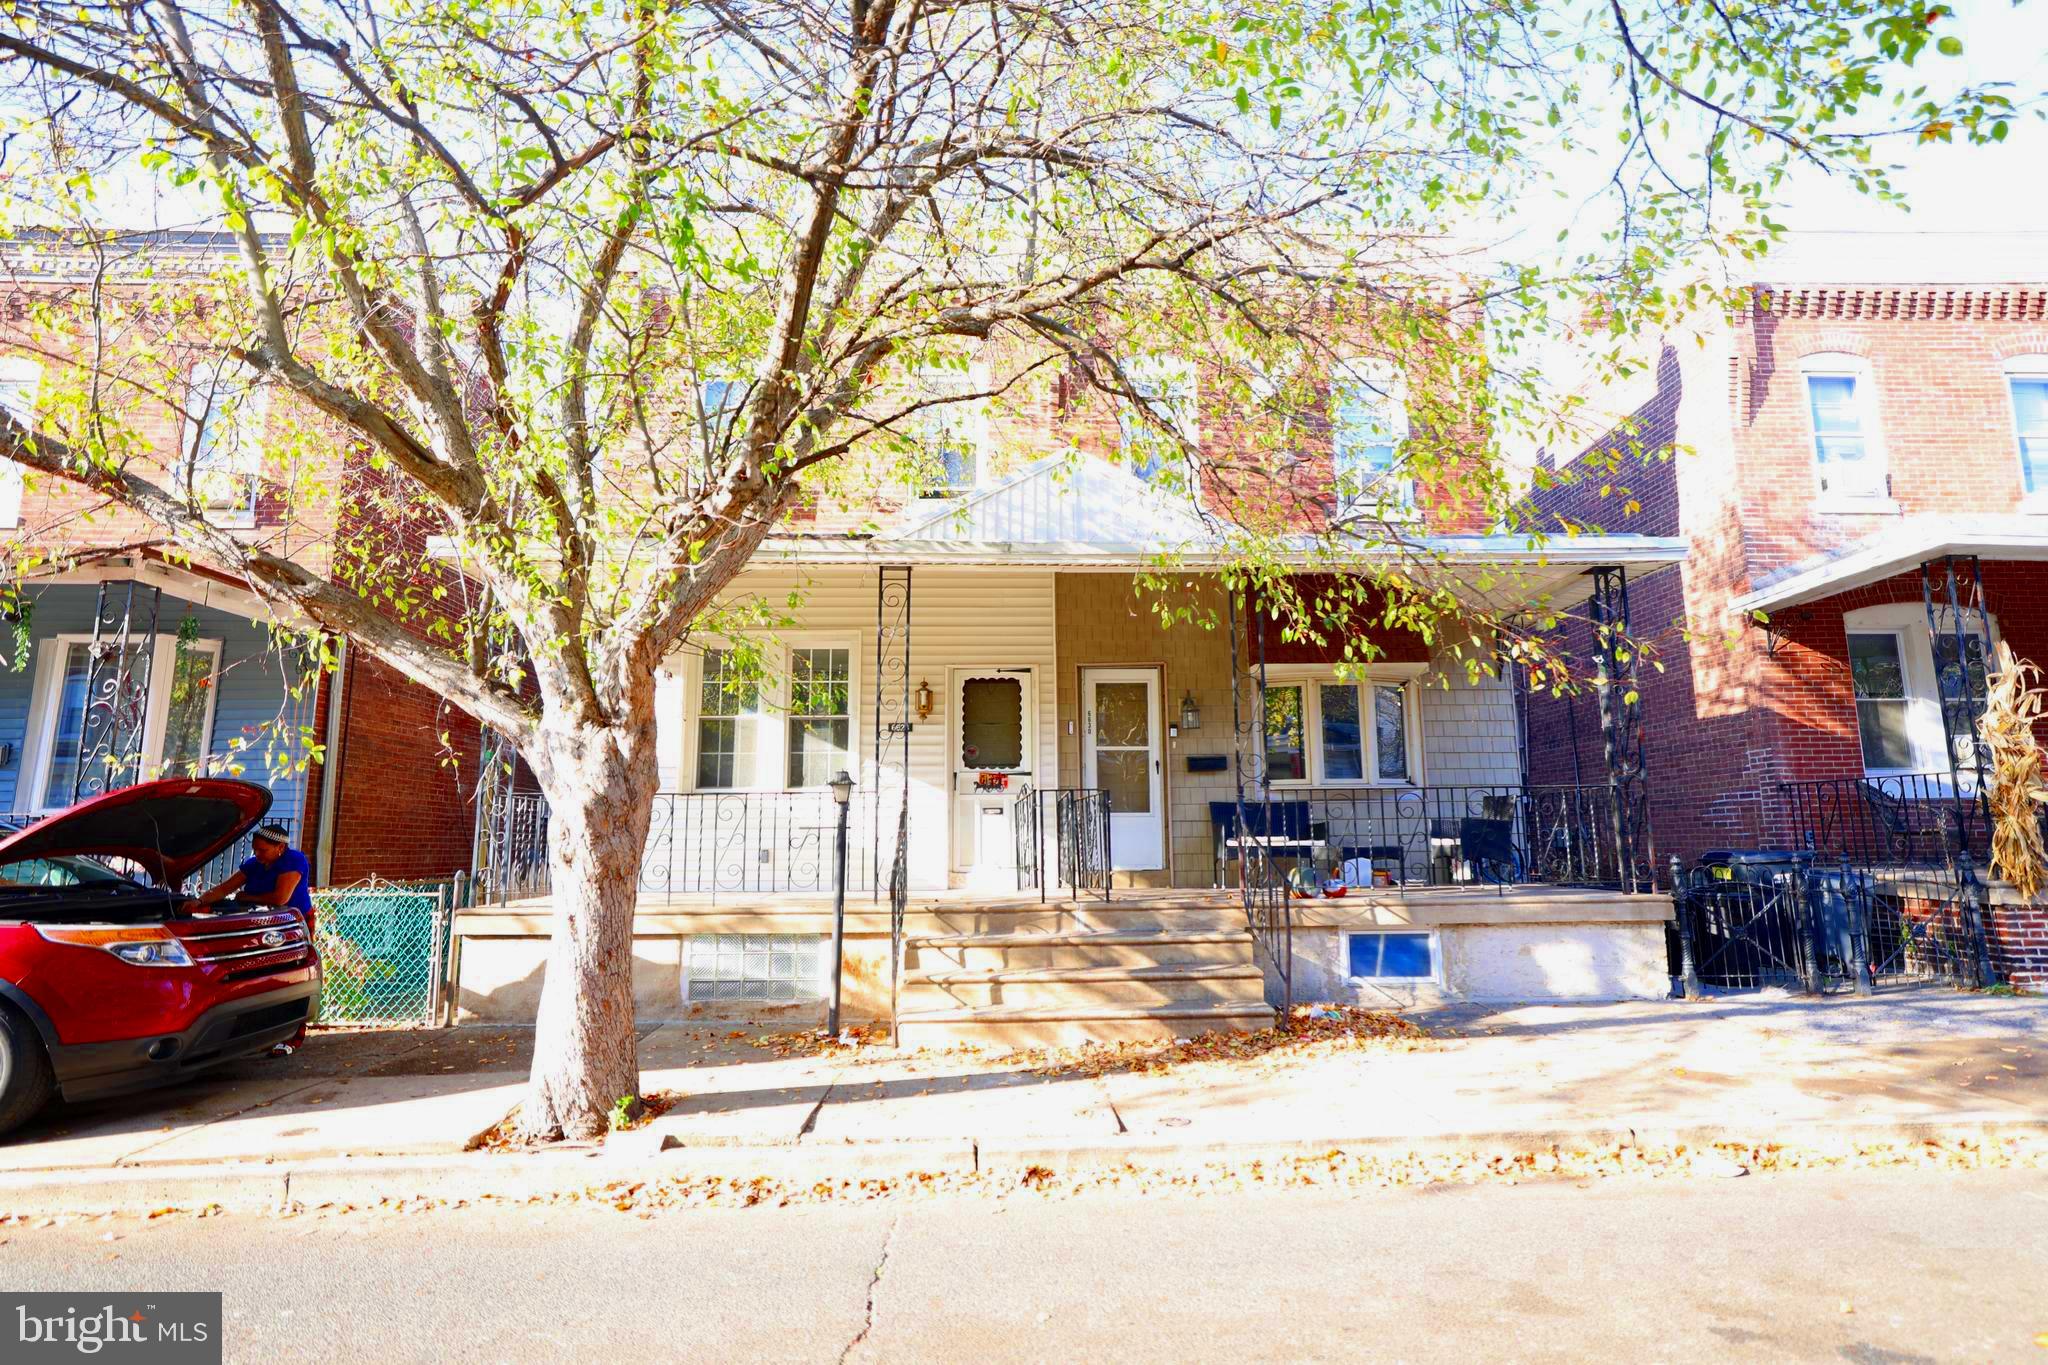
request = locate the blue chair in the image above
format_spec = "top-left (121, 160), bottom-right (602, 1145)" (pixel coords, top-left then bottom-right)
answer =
top-left (1209, 801), bottom-right (1317, 886)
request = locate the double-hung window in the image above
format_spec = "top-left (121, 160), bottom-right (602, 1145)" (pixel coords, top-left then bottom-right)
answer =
top-left (0, 356), bottom-right (41, 528)
top-left (1261, 676), bottom-right (1415, 785)
top-left (1331, 361), bottom-right (1411, 516)
top-left (1845, 607), bottom-right (1992, 778)
top-left (1801, 355), bottom-right (1887, 505)
top-left (2006, 356), bottom-right (2048, 502)
top-left (690, 642), bottom-right (857, 791)
top-left (1118, 356), bottom-right (1197, 483)
top-left (183, 372), bottom-right (264, 528)
top-left (913, 368), bottom-right (981, 498)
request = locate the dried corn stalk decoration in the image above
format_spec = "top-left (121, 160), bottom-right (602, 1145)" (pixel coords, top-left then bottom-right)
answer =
top-left (1981, 641), bottom-right (2048, 900)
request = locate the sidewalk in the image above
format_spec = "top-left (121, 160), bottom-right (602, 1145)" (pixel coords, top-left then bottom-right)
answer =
top-left (2, 990), bottom-right (2044, 1211)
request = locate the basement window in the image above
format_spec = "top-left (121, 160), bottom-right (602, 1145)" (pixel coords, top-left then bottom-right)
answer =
top-left (1346, 931), bottom-right (1438, 982)
top-left (684, 933), bottom-right (824, 1003)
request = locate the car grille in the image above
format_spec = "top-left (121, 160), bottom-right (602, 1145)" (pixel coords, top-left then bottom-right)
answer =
top-left (177, 921), bottom-right (312, 975)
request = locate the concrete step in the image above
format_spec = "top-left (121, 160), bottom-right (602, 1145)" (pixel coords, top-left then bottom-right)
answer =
top-left (901, 963), bottom-right (1269, 1011)
top-left (894, 999), bottom-right (1276, 1050)
top-left (903, 930), bottom-right (1253, 972)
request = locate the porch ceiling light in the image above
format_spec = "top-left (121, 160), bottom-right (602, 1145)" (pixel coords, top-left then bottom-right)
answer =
top-left (1180, 691), bottom-right (1202, 731)
top-left (828, 770), bottom-right (856, 807)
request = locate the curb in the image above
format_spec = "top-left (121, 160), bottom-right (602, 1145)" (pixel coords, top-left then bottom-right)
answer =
top-left (2, 1113), bottom-right (2045, 1216)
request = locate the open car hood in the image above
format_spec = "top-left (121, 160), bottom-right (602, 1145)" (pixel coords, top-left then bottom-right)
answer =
top-left (0, 779), bottom-right (274, 886)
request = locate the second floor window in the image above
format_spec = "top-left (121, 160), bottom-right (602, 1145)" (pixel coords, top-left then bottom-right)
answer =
top-left (183, 374), bottom-right (263, 528)
top-left (1801, 356), bottom-right (1885, 503)
top-left (2006, 359), bottom-right (2048, 498)
top-left (0, 356), bottom-right (40, 529)
top-left (1331, 364), bottom-right (1411, 516)
top-left (914, 370), bottom-right (980, 498)
top-left (1118, 356), bottom-right (1196, 483)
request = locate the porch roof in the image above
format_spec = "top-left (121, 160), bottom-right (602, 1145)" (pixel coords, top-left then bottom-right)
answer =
top-left (1731, 516), bottom-right (2048, 615)
top-left (764, 454), bottom-right (1685, 610)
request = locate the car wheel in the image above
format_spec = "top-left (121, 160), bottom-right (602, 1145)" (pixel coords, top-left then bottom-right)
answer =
top-left (0, 1002), bottom-right (56, 1139)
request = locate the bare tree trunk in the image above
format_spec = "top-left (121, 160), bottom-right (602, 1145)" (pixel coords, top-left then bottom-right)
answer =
top-left (518, 714), bottom-right (659, 1141)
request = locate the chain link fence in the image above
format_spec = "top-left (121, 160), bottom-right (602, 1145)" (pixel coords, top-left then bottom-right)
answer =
top-left (311, 877), bottom-right (465, 1025)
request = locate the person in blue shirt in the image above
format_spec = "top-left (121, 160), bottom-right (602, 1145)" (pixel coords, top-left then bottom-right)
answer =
top-left (190, 824), bottom-right (316, 1053)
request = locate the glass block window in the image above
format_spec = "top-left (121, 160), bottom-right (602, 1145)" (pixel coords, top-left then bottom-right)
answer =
top-left (685, 933), bottom-right (824, 1002)
top-left (1347, 931), bottom-right (1436, 981)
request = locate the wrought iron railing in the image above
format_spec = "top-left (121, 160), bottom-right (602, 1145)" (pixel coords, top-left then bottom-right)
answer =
top-left (1210, 783), bottom-right (1630, 890)
top-left (477, 788), bottom-right (894, 905)
top-left (1777, 773), bottom-right (1989, 869)
top-left (1012, 785), bottom-right (1113, 902)
top-left (886, 790), bottom-right (910, 1038)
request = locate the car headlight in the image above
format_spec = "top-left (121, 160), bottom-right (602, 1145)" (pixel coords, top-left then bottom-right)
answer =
top-left (33, 925), bottom-right (196, 968)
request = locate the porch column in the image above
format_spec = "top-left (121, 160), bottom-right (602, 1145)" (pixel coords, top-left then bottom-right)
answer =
top-left (1588, 565), bottom-right (1654, 891)
top-left (872, 565), bottom-right (913, 888)
top-left (74, 579), bottom-right (162, 803)
top-left (1920, 553), bottom-right (1997, 986)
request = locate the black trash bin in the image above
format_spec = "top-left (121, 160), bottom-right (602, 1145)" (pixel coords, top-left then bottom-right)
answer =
top-left (1677, 849), bottom-right (1821, 990)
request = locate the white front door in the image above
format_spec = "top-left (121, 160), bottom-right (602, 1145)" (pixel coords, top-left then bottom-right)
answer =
top-left (1083, 668), bottom-right (1164, 871)
top-left (950, 668), bottom-right (1034, 886)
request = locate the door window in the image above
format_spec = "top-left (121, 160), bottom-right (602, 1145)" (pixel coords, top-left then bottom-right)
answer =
top-left (960, 676), bottom-right (1024, 769)
top-left (1091, 681), bottom-right (1153, 815)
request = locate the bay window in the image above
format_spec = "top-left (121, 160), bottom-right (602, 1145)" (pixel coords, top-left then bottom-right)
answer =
top-left (1260, 673), bottom-right (1417, 785)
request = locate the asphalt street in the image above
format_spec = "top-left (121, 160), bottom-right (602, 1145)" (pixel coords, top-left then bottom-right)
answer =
top-left (3, 1169), bottom-right (2045, 1363)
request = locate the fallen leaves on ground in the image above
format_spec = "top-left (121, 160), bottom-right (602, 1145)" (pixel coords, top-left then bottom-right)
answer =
top-left (1009, 1005), bottom-right (1429, 1079)
top-left (751, 1023), bottom-right (893, 1058)
top-left (48, 1134), bottom-right (2045, 1224)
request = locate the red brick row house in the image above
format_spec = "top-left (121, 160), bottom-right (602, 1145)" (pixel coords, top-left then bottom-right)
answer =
top-left (0, 231), bottom-right (482, 889)
top-left (1524, 231), bottom-right (2048, 989)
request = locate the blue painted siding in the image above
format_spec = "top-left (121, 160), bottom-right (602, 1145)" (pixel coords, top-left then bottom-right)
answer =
top-left (0, 584), bottom-right (313, 826)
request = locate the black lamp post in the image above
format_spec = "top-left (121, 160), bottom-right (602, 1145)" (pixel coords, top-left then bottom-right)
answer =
top-left (825, 769), bottom-right (855, 1035)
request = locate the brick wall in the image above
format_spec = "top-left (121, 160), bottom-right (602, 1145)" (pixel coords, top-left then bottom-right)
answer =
top-left (1525, 294), bottom-right (2048, 880)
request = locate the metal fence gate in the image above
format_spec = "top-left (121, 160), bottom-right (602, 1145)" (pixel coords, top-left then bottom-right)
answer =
top-left (1669, 856), bottom-right (1989, 997)
top-left (311, 879), bottom-right (459, 1025)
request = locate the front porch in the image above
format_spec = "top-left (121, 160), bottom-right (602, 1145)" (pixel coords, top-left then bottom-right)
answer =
top-left (449, 882), bottom-right (1674, 1037)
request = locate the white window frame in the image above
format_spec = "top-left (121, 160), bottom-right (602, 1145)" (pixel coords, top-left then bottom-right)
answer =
top-left (1842, 603), bottom-right (1993, 779)
top-left (2004, 355), bottom-right (2048, 510)
top-left (1799, 353), bottom-right (1893, 512)
top-left (910, 365), bottom-right (988, 499)
top-left (0, 355), bottom-right (43, 529)
top-left (1259, 665), bottom-right (1425, 788)
top-left (18, 632), bottom-right (224, 814)
top-left (1331, 358), bottom-right (1415, 519)
top-left (678, 634), bottom-right (863, 793)
top-left (1117, 355), bottom-right (1198, 481)
top-left (1343, 929), bottom-right (1443, 985)
top-left (182, 371), bottom-right (266, 529)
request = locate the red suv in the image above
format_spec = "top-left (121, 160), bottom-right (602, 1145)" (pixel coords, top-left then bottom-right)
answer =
top-left (0, 779), bottom-right (320, 1138)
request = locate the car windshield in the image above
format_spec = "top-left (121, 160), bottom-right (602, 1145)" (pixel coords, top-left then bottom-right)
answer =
top-left (0, 852), bottom-right (143, 890)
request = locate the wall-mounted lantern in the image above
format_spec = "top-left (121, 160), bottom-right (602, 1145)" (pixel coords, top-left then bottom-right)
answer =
top-left (915, 679), bottom-right (935, 719)
top-left (1180, 691), bottom-right (1202, 732)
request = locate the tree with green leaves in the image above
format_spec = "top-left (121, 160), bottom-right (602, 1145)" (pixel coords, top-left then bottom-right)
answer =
top-left (0, 0), bottom-right (2025, 1138)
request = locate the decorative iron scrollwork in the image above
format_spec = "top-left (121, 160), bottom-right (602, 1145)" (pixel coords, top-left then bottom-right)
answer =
top-left (72, 580), bottom-right (161, 805)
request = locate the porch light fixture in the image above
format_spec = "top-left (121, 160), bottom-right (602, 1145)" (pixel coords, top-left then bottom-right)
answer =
top-left (1180, 691), bottom-right (1202, 731)
top-left (828, 769), bottom-right (855, 807)
top-left (914, 679), bottom-right (935, 720)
